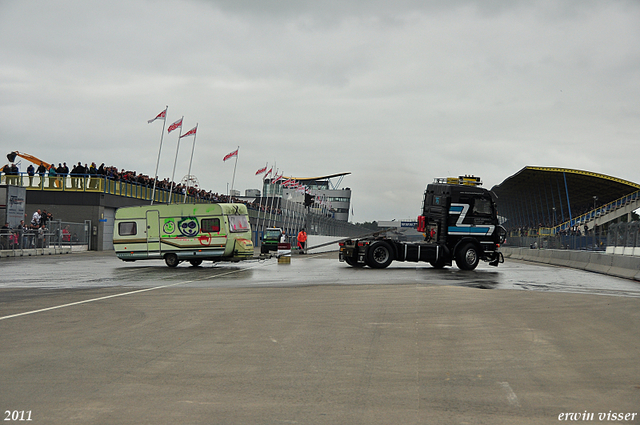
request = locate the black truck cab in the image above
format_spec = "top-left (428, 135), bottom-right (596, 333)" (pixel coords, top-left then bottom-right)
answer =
top-left (418, 182), bottom-right (505, 269)
top-left (339, 176), bottom-right (506, 270)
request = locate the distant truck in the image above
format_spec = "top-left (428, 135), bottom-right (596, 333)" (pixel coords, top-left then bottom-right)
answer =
top-left (113, 203), bottom-right (254, 267)
top-left (339, 176), bottom-right (505, 270)
top-left (260, 227), bottom-right (283, 254)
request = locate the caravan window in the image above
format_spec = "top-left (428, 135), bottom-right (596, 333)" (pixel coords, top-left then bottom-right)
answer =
top-left (228, 215), bottom-right (250, 233)
top-left (201, 218), bottom-right (220, 233)
top-left (118, 222), bottom-right (137, 236)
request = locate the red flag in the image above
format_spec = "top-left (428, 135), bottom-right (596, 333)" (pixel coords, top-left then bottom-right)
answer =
top-left (180, 125), bottom-right (197, 138)
top-left (148, 108), bottom-right (167, 123)
top-left (167, 117), bottom-right (183, 133)
top-left (255, 165), bottom-right (268, 176)
top-left (265, 167), bottom-right (273, 177)
top-left (272, 173), bottom-right (284, 184)
top-left (223, 149), bottom-right (238, 162)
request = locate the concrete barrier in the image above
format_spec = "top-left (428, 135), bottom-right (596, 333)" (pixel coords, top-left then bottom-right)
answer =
top-left (585, 252), bottom-right (613, 275)
top-left (537, 249), bottom-right (552, 264)
top-left (549, 250), bottom-right (573, 268)
top-left (501, 246), bottom-right (640, 281)
top-left (0, 247), bottom-right (72, 258)
top-left (609, 255), bottom-right (640, 280)
top-left (568, 251), bottom-right (589, 270)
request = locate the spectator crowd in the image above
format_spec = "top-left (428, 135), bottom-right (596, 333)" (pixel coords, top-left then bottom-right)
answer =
top-left (2, 159), bottom-right (333, 220)
top-left (1, 208), bottom-right (55, 250)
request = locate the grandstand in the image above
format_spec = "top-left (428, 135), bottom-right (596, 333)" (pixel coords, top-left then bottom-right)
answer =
top-left (492, 166), bottom-right (640, 239)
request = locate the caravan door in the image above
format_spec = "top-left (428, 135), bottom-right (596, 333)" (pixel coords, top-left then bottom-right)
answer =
top-left (146, 210), bottom-right (161, 256)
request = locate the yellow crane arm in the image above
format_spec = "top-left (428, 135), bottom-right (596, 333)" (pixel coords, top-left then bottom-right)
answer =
top-left (6, 151), bottom-right (51, 170)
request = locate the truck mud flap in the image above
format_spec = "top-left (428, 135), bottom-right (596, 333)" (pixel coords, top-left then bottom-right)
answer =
top-left (488, 251), bottom-right (504, 267)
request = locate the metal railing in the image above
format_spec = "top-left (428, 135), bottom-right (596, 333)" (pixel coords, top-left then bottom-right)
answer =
top-left (605, 221), bottom-right (640, 255)
top-left (549, 190), bottom-right (640, 234)
top-left (506, 221), bottom-right (640, 256)
top-left (2, 172), bottom-right (366, 249)
top-left (1, 172), bottom-right (191, 204)
top-left (0, 220), bottom-right (90, 252)
top-left (504, 234), bottom-right (606, 251)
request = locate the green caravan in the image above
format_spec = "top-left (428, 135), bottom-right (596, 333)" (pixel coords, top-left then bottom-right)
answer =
top-left (113, 203), bottom-right (254, 267)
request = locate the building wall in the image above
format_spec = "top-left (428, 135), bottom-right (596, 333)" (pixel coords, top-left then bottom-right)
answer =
top-left (281, 188), bottom-right (352, 222)
top-left (25, 191), bottom-right (151, 251)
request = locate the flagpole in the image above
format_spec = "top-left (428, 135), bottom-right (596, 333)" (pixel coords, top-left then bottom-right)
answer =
top-left (285, 178), bottom-right (298, 243)
top-left (276, 171), bottom-right (292, 238)
top-left (229, 146), bottom-right (239, 199)
top-left (256, 164), bottom-right (268, 243)
top-left (168, 116), bottom-right (184, 204)
top-left (150, 106), bottom-right (167, 205)
top-left (183, 124), bottom-right (198, 203)
top-left (267, 173), bottom-right (278, 228)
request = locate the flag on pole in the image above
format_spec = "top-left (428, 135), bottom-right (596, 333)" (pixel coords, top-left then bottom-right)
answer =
top-left (265, 167), bottom-right (273, 177)
top-left (272, 173), bottom-right (284, 184)
top-left (180, 125), bottom-right (197, 138)
top-left (223, 149), bottom-right (239, 162)
top-left (148, 108), bottom-right (167, 123)
top-left (255, 165), bottom-right (268, 176)
top-left (167, 117), bottom-right (183, 133)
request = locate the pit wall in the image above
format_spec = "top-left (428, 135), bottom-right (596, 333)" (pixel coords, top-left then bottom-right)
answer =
top-left (501, 247), bottom-right (640, 281)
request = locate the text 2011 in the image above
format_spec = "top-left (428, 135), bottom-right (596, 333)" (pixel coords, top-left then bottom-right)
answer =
top-left (4, 411), bottom-right (32, 421)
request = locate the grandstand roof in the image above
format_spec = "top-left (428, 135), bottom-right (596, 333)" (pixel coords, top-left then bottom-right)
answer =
top-left (286, 172), bottom-right (351, 182)
top-left (490, 166), bottom-right (640, 227)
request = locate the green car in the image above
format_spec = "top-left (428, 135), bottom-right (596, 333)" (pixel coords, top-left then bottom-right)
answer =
top-left (261, 227), bottom-right (283, 254)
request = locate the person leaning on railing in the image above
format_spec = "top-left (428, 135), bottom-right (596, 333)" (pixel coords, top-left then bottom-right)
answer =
top-left (1, 222), bottom-right (10, 249)
top-left (16, 220), bottom-right (27, 249)
top-left (1, 164), bottom-right (19, 185)
top-left (1, 164), bottom-right (8, 184)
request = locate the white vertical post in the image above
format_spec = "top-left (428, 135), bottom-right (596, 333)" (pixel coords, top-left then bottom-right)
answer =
top-left (168, 116), bottom-right (184, 204)
top-left (229, 146), bottom-right (239, 199)
top-left (150, 106), bottom-right (168, 205)
top-left (183, 124), bottom-right (198, 203)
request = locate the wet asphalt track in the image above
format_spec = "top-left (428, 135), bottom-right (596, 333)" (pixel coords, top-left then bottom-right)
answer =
top-left (1, 252), bottom-right (639, 424)
top-left (1, 250), bottom-right (640, 296)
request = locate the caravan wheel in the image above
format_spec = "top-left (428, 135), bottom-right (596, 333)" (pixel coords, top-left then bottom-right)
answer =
top-left (164, 253), bottom-right (179, 268)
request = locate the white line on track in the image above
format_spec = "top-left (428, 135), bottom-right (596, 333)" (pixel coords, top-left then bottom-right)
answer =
top-left (498, 381), bottom-right (520, 407)
top-left (0, 262), bottom-right (271, 322)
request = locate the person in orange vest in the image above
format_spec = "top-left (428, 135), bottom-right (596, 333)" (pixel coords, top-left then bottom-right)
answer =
top-left (297, 228), bottom-right (307, 254)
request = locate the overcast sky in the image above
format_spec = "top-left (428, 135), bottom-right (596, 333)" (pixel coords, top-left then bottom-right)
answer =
top-left (1, 0), bottom-right (639, 222)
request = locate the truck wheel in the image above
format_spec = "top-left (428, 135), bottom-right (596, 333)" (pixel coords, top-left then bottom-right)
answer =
top-left (456, 243), bottom-right (479, 270)
top-left (189, 259), bottom-right (203, 267)
top-left (366, 241), bottom-right (393, 269)
top-left (164, 253), bottom-right (179, 268)
top-left (345, 256), bottom-right (364, 268)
